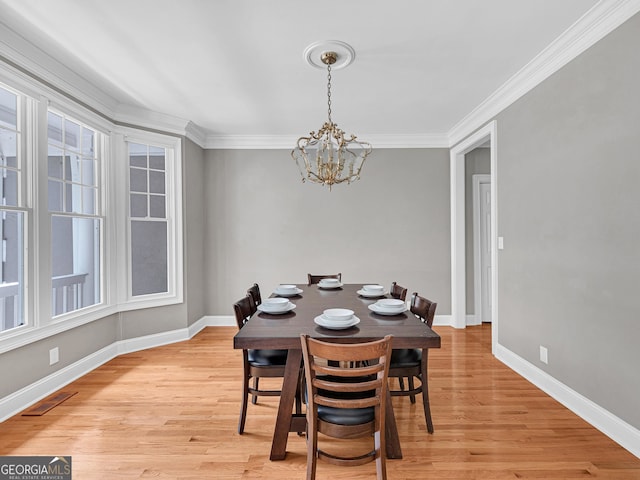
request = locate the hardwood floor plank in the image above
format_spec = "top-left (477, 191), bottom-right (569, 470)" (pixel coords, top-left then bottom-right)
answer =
top-left (0, 325), bottom-right (638, 479)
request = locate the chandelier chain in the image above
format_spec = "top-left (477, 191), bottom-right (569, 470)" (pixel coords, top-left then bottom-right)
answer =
top-left (326, 63), bottom-right (332, 124)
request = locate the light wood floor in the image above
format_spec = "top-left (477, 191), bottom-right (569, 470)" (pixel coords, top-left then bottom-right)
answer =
top-left (1, 325), bottom-right (638, 479)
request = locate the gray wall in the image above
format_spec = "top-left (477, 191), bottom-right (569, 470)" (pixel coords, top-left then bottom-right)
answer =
top-left (494, 12), bottom-right (640, 428)
top-left (203, 148), bottom-right (451, 316)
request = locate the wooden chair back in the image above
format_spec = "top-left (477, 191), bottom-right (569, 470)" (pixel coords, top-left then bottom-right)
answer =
top-left (390, 281), bottom-right (407, 301)
top-left (246, 283), bottom-right (262, 307)
top-left (410, 293), bottom-right (437, 328)
top-left (234, 294), bottom-right (256, 330)
top-left (300, 334), bottom-right (393, 478)
top-left (307, 273), bottom-right (342, 285)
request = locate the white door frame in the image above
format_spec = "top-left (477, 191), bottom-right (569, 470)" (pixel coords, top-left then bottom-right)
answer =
top-left (473, 174), bottom-right (491, 325)
top-left (449, 121), bottom-right (498, 354)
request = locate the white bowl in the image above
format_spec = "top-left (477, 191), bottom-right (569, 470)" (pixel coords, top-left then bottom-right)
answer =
top-left (262, 297), bottom-right (289, 308)
top-left (277, 284), bottom-right (297, 294)
top-left (319, 278), bottom-right (340, 287)
top-left (363, 284), bottom-right (384, 293)
top-left (376, 299), bottom-right (405, 308)
top-left (323, 308), bottom-right (354, 322)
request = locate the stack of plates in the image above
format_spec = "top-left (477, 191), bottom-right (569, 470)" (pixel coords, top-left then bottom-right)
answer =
top-left (318, 278), bottom-right (343, 289)
top-left (368, 298), bottom-right (407, 316)
top-left (357, 284), bottom-right (387, 298)
top-left (314, 308), bottom-right (360, 330)
top-left (257, 297), bottom-right (296, 314)
top-left (274, 284), bottom-right (303, 297)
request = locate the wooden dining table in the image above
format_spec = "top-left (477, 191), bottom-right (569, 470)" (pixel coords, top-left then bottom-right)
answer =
top-left (233, 283), bottom-right (441, 460)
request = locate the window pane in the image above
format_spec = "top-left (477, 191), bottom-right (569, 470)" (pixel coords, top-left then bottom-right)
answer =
top-left (0, 168), bottom-right (18, 207)
top-left (64, 118), bottom-right (81, 152)
top-left (130, 168), bottom-right (147, 193)
top-left (47, 112), bottom-right (63, 146)
top-left (81, 127), bottom-right (95, 156)
top-left (82, 158), bottom-right (95, 185)
top-left (82, 186), bottom-right (96, 215)
top-left (48, 180), bottom-right (63, 211)
top-left (130, 194), bottom-right (147, 217)
top-left (48, 146), bottom-right (64, 179)
top-left (148, 170), bottom-right (165, 194)
top-left (131, 220), bottom-right (167, 296)
top-left (1, 210), bottom-right (24, 332)
top-left (0, 88), bottom-right (17, 130)
top-left (129, 143), bottom-right (147, 168)
top-left (51, 215), bottom-right (101, 316)
top-left (0, 129), bottom-right (18, 168)
top-left (149, 147), bottom-right (165, 170)
top-left (149, 195), bottom-right (166, 218)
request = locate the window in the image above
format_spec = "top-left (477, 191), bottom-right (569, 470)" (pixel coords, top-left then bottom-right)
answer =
top-left (0, 85), bottom-right (25, 333)
top-left (48, 111), bottom-right (102, 316)
top-left (0, 63), bottom-right (183, 350)
top-left (123, 133), bottom-right (182, 305)
top-left (128, 142), bottom-right (168, 296)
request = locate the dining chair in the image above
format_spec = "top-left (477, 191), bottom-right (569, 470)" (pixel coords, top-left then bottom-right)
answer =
top-left (307, 273), bottom-right (342, 285)
top-left (246, 282), bottom-right (262, 307)
top-left (390, 281), bottom-right (407, 301)
top-left (300, 334), bottom-right (393, 480)
top-left (388, 292), bottom-right (437, 433)
top-left (234, 294), bottom-right (297, 434)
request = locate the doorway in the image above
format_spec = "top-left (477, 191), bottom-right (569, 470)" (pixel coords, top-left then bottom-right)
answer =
top-left (449, 121), bottom-right (497, 354)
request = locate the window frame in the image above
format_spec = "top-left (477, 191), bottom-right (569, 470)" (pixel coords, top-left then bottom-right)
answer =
top-left (0, 63), bottom-right (184, 354)
top-left (114, 128), bottom-right (183, 311)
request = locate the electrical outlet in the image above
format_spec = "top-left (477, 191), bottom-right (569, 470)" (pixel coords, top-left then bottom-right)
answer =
top-left (539, 345), bottom-right (548, 364)
top-left (49, 347), bottom-right (59, 365)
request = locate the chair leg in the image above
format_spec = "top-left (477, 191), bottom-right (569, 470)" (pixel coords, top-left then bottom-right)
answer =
top-left (420, 350), bottom-right (434, 434)
top-left (374, 420), bottom-right (387, 480)
top-left (238, 364), bottom-right (250, 434)
top-left (398, 377), bottom-right (405, 391)
top-left (251, 377), bottom-right (259, 404)
top-left (408, 376), bottom-right (417, 404)
top-left (306, 412), bottom-right (318, 480)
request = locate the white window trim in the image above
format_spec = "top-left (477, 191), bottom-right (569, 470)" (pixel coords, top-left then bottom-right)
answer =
top-left (113, 127), bottom-right (183, 311)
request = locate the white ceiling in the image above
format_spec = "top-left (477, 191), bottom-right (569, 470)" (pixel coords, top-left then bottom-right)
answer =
top-left (0, 0), bottom-right (616, 146)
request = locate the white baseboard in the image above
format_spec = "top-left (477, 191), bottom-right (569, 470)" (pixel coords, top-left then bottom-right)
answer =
top-left (432, 314), bottom-right (452, 327)
top-left (495, 343), bottom-right (640, 459)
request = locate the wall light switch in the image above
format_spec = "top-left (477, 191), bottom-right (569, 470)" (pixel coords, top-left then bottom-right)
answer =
top-left (498, 236), bottom-right (504, 250)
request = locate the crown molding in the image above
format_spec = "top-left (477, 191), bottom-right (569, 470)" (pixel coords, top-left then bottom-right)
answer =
top-left (203, 132), bottom-right (449, 150)
top-left (448, 0), bottom-right (640, 147)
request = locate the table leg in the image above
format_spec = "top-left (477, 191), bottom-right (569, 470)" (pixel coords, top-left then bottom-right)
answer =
top-left (384, 388), bottom-right (403, 459)
top-left (270, 348), bottom-right (303, 461)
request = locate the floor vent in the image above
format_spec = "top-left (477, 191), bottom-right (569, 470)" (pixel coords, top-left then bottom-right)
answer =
top-left (21, 391), bottom-right (78, 416)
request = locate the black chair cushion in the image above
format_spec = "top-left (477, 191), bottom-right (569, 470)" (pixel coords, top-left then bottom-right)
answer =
top-left (390, 348), bottom-right (422, 367)
top-left (248, 348), bottom-right (288, 366)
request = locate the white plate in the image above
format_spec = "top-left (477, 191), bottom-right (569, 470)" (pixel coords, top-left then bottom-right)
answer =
top-left (368, 304), bottom-right (407, 316)
top-left (357, 289), bottom-right (388, 298)
top-left (317, 313), bottom-right (355, 326)
top-left (257, 303), bottom-right (296, 314)
top-left (318, 282), bottom-right (343, 289)
top-left (274, 287), bottom-right (303, 297)
top-left (314, 315), bottom-right (360, 330)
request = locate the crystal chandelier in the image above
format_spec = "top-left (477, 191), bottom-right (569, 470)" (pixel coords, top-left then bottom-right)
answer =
top-left (292, 45), bottom-right (372, 190)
